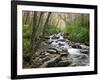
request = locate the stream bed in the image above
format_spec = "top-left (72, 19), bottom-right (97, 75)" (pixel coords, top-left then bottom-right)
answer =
top-left (31, 33), bottom-right (89, 68)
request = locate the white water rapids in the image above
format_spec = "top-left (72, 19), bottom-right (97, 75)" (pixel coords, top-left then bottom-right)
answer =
top-left (47, 33), bottom-right (89, 66)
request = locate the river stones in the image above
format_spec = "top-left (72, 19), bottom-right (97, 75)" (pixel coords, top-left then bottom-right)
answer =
top-left (58, 39), bottom-right (66, 42)
top-left (61, 56), bottom-right (68, 61)
top-left (40, 55), bottom-right (61, 67)
top-left (71, 43), bottom-right (89, 50)
top-left (60, 52), bottom-right (69, 56)
top-left (45, 52), bottom-right (51, 56)
top-left (80, 44), bottom-right (89, 49)
top-left (47, 48), bottom-right (58, 54)
top-left (42, 56), bottom-right (50, 62)
top-left (35, 33), bottom-right (90, 68)
top-left (58, 60), bottom-right (72, 67)
top-left (72, 43), bottom-right (81, 49)
top-left (80, 49), bottom-right (89, 54)
top-left (52, 36), bottom-right (59, 39)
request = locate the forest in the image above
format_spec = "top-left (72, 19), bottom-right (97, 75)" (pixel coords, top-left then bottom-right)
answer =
top-left (23, 11), bottom-right (90, 68)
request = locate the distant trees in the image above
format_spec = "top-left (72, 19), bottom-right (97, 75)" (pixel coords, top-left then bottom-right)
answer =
top-left (31, 12), bottom-right (51, 54)
top-left (23, 11), bottom-right (52, 65)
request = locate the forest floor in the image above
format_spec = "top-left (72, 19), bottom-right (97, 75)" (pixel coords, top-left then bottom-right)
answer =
top-left (23, 33), bottom-right (89, 68)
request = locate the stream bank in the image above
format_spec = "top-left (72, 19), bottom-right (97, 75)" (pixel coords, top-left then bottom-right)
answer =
top-left (24, 33), bottom-right (89, 68)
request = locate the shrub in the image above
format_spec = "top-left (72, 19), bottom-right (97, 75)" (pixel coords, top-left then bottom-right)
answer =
top-left (47, 25), bottom-right (61, 35)
top-left (23, 25), bottom-right (31, 52)
top-left (63, 23), bottom-right (89, 43)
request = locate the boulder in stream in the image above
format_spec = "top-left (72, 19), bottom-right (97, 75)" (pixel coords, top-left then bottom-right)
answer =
top-left (58, 60), bottom-right (72, 67)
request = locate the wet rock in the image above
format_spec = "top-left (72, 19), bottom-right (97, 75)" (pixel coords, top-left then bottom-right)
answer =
top-left (79, 54), bottom-right (89, 65)
top-left (72, 43), bottom-right (81, 49)
top-left (45, 52), bottom-right (51, 56)
top-left (80, 49), bottom-right (89, 54)
top-left (47, 55), bottom-right (61, 67)
top-left (50, 54), bottom-right (58, 58)
top-left (32, 57), bottom-right (43, 68)
top-left (49, 41), bottom-right (59, 48)
top-left (80, 44), bottom-right (89, 49)
top-left (58, 60), bottom-right (72, 67)
top-left (39, 33), bottom-right (90, 67)
top-left (68, 53), bottom-right (89, 66)
top-left (58, 39), bottom-right (66, 42)
top-left (58, 43), bottom-right (65, 46)
top-left (52, 36), bottom-right (59, 39)
top-left (52, 47), bottom-right (63, 52)
top-left (61, 56), bottom-right (68, 61)
top-left (47, 48), bottom-right (58, 54)
top-left (60, 52), bottom-right (69, 56)
top-left (40, 55), bottom-right (61, 68)
top-left (44, 36), bottom-right (50, 39)
top-left (61, 45), bottom-right (70, 51)
top-left (65, 39), bottom-right (70, 42)
top-left (42, 56), bottom-right (50, 62)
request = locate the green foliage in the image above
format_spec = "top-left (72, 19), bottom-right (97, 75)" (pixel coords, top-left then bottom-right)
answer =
top-left (63, 21), bottom-right (89, 43)
top-left (23, 25), bottom-right (31, 51)
top-left (47, 25), bottom-right (61, 35)
top-left (62, 14), bottom-right (89, 44)
top-left (23, 39), bottom-right (31, 50)
top-left (23, 25), bottom-right (31, 38)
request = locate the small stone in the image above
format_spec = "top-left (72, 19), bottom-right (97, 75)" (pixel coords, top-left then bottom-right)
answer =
top-left (51, 54), bottom-right (58, 58)
top-left (58, 43), bottom-right (65, 46)
top-left (80, 49), bottom-right (89, 54)
top-left (52, 36), bottom-right (59, 39)
top-left (42, 56), bottom-right (50, 62)
top-left (47, 48), bottom-right (57, 54)
top-left (52, 47), bottom-right (63, 53)
top-left (71, 43), bottom-right (81, 48)
top-left (61, 56), bottom-right (68, 61)
top-left (80, 44), bottom-right (89, 49)
top-left (46, 55), bottom-right (61, 67)
top-left (58, 60), bottom-right (72, 67)
top-left (60, 52), bottom-right (69, 56)
top-left (58, 39), bottom-right (66, 42)
top-left (45, 52), bottom-right (51, 56)
top-left (44, 36), bottom-right (50, 39)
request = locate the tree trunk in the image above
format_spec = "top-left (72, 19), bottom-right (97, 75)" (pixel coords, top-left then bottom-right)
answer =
top-left (42, 12), bottom-right (51, 36)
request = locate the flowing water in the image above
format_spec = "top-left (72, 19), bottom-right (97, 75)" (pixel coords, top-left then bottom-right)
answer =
top-left (47, 33), bottom-right (89, 66)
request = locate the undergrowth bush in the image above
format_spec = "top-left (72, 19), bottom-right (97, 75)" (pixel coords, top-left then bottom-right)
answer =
top-left (47, 25), bottom-right (61, 35)
top-left (63, 23), bottom-right (89, 43)
top-left (23, 25), bottom-right (31, 52)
